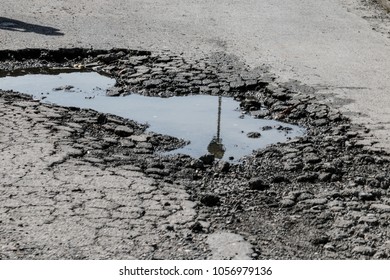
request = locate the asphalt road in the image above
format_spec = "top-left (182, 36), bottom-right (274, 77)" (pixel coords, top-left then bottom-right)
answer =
top-left (1, 0), bottom-right (389, 150)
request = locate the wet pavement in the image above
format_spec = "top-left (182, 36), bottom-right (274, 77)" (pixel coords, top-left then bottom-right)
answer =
top-left (0, 49), bottom-right (389, 260)
top-left (0, 70), bottom-right (304, 161)
top-left (0, 93), bottom-right (206, 259)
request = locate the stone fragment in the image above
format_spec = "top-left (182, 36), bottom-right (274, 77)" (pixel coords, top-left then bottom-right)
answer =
top-left (352, 246), bottom-right (374, 256)
top-left (53, 85), bottom-right (74, 91)
top-left (304, 198), bottom-right (328, 206)
top-left (216, 161), bottom-right (230, 172)
top-left (120, 139), bottom-right (135, 148)
top-left (247, 132), bottom-right (261, 138)
top-left (358, 192), bottom-right (375, 201)
top-left (157, 56), bottom-right (172, 63)
top-left (296, 173), bottom-right (318, 183)
top-left (129, 134), bottom-right (149, 142)
top-left (143, 79), bottom-right (163, 88)
top-left (310, 235), bottom-right (330, 245)
top-left (370, 204), bottom-right (390, 213)
top-left (280, 199), bottom-right (295, 208)
top-left (229, 80), bottom-right (245, 89)
top-left (145, 168), bottom-right (168, 176)
top-left (358, 216), bottom-right (378, 225)
top-left (200, 193), bottom-right (220, 207)
top-left (190, 221), bottom-right (205, 233)
top-left (188, 159), bottom-right (204, 169)
top-left (305, 154), bottom-right (321, 164)
top-left (106, 87), bottom-right (122, 96)
top-left (245, 80), bottom-right (258, 88)
top-left (199, 154), bottom-right (214, 165)
top-left (114, 125), bottom-right (134, 137)
top-left (271, 175), bottom-right (290, 183)
top-left (248, 177), bottom-right (269, 191)
top-left (318, 172), bottom-right (332, 182)
top-left (136, 142), bottom-right (153, 149)
top-left (333, 218), bottom-right (354, 228)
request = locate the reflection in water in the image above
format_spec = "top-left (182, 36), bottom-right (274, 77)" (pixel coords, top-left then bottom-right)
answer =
top-left (208, 96), bottom-right (225, 159)
top-left (0, 70), bottom-right (306, 161)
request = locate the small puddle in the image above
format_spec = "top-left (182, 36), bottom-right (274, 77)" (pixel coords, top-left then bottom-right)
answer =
top-left (0, 69), bottom-right (305, 161)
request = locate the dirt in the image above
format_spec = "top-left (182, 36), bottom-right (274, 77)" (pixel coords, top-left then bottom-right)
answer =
top-left (1, 49), bottom-right (389, 260)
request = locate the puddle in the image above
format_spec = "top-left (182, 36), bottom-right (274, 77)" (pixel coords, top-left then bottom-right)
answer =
top-left (0, 69), bottom-right (305, 161)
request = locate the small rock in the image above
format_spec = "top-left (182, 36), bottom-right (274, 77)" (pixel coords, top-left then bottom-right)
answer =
top-left (305, 154), bottom-right (321, 164)
top-left (189, 159), bottom-right (204, 169)
top-left (97, 53), bottom-right (119, 63)
top-left (129, 134), bottom-right (149, 142)
top-left (370, 204), bottom-right (390, 213)
top-left (354, 177), bottom-right (366, 185)
top-left (304, 198), bottom-right (328, 206)
top-left (230, 80), bottom-right (245, 89)
top-left (136, 142), bottom-right (153, 149)
top-left (261, 126), bottom-right (273, 131)
top-left (166, 225), bottom-right (174, 231)
top-left (200, 193), bottom-right (220, 207)
top-left (358, 216), bottom-right (378, 225)
top-left (318, 172), bottom-right (332, 182)
top-left (314, 119), bottom-right (328, 126)
top-left (240, 100), bottom-right (261, 111)
top-left (53, 85), bottom-right (74, 91)
top-left (310, 235), bottom-right (330, 245)
top-left (352, 246), bottom-right (374, 256)
top-left (217, 161), bottom-right (230, 172)
top-left (145, 168), bottom-right (168, 176)
top-left (333, 218), bottom-right (354, 228)
top-left (198, 221), bottom-right (211, 232)
top-left (324, 244), bottom-right (335, 251)
top-left (102, 137), bottom-right (118, 145)
top-left (280, 199), bottom-right (295, 208)
top-left (272, 89), bottom-right (288, 100)
top-left (247, 132), bottom-right (261, 138)
top-left (296, 173), bottom-right (318, 183)
top-left (199, 153), bottom-right (215, 165)
top-left (358, 192), bottom-right (375, 201)
top-left (190, 221), bottom-right (205, 233)
top-left (120, 139), bottom-right (135, 148)
top-left (143, 79), bottom-right (163, 88)
top-left (271, 175), bottom-right (290, 183)
top-left (114, 125), bottom-right (134, 137)
top-left (106, 87), bottom-right (122, 96)
top-left (251, 110), bottom-right (269, 118)
top-left (251, 252), bottom-right (259, 259)
top-left (248, 177), bottom-right (269, 191)
top-left (157, 56), bottom-right (172, 63)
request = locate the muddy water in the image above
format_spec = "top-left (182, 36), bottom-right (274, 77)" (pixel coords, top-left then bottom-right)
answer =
top-left (0, 70), bottom-right (305, 161)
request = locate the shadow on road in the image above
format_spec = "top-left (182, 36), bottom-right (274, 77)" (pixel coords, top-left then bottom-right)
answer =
top-left (0, 17), bottom-right (64, 36)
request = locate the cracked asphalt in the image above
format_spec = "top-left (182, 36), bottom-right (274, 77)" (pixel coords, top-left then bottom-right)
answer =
top-left (0, 97), bottom-right (207, 259)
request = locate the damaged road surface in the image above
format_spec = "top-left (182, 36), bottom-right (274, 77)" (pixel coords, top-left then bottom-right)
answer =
top-left (0, 95), bottom-right (202, 259)
top-left (0, 49), bottom-right (390, 260)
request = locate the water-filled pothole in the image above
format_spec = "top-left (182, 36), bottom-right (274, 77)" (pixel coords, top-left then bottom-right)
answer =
top-left (0, 69), bottom-right (305, 161)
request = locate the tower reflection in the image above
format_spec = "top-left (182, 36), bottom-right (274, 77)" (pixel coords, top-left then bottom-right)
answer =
top-left (207, 96), bottom-right (226, 159)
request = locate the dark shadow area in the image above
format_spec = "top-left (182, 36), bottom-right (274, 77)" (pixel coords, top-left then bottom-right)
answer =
top-left (0, 17), bottom-right (64, 36)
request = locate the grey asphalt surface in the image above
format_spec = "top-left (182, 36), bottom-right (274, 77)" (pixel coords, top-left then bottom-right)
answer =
top-left (1, 0), bottom-right (390, 260)
top-left (1, 0), bottom-right (389, 151)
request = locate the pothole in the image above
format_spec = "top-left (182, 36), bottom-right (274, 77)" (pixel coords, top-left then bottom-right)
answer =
top-left (2, 48), bottom-right (390, 260)
top-left (0, 69), bottom-right (305, 161)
